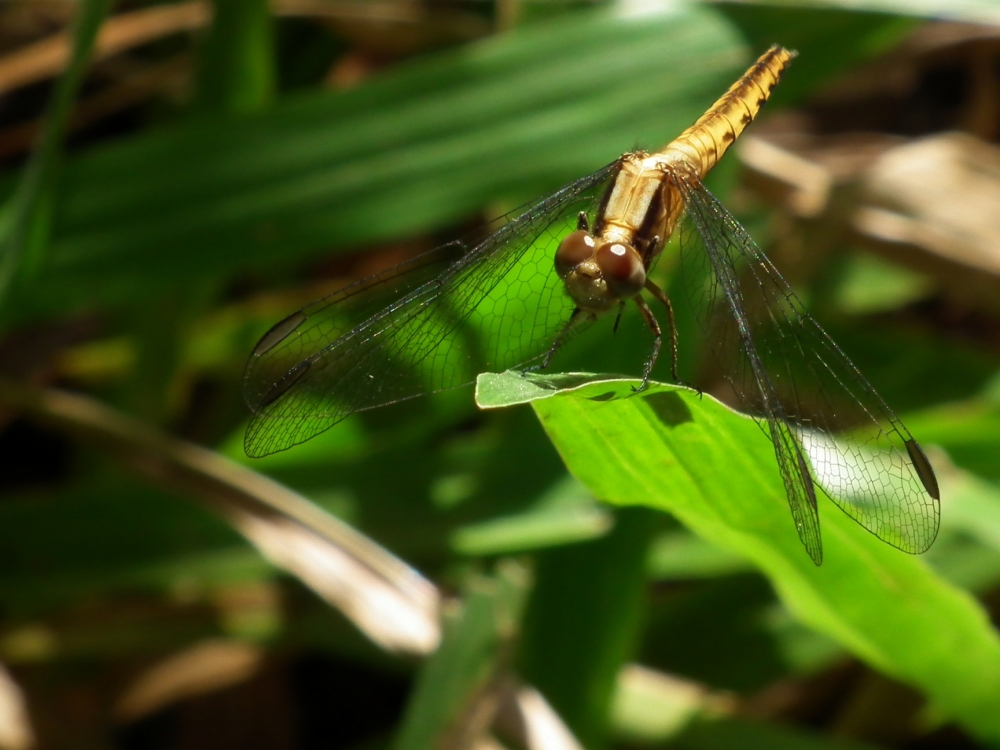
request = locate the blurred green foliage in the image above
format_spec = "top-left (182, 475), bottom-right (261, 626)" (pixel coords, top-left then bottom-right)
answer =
top-left (2, 0), bottom-right (1000, 748)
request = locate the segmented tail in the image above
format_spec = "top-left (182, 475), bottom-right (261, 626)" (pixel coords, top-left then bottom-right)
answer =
top-left (665, 46), bottom-right (794, 178)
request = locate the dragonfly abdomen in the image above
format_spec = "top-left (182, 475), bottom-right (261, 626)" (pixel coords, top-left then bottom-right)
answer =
top-left (661, 45), bottom-right (795, 179)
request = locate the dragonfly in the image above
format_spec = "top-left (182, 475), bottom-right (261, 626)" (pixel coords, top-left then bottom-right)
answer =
top-left (244, 46), bottom-right (940, 565)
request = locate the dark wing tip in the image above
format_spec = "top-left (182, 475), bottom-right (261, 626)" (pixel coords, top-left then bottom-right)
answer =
top-left (905, 439), bottom-right (941, 501)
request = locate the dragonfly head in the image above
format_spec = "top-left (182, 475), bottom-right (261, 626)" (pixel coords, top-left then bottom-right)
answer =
top-left (555, 229), bottom-right (646, 312)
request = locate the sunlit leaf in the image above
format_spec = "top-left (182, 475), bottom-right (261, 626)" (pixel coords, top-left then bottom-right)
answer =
top-left (478, 371), bottom-right (1000, 739)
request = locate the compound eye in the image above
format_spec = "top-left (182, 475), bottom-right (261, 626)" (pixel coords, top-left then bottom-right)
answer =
top-left (595, 241), bottom-right (645, 299)
top-left (555, 230), bottom-right (596, 279)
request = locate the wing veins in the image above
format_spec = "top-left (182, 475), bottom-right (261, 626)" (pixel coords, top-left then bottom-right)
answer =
top-left (673, 171), bottom-right (939, 556)
top-left (244, 161), bottom-right (620, 456)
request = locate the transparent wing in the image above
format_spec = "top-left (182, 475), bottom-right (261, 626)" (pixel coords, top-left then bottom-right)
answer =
top-left (243, 162), bottom-right (619, 457)
top-left (673, 171), bottom-right (940, 565)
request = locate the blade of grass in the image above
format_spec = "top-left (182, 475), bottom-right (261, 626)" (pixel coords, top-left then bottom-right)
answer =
top-left (392, 568), bottom-right (525, 750)
top-left (518, 506), bottom-right (661, 749)
top-left (193, 0), bottom-right (275, 113)
top-left (0, 0), bottom-right (114, 305)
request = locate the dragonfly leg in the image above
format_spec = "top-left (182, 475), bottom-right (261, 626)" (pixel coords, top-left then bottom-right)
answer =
top-left (644, 279), bottom-right (680, 383)
top-left (633, 296), bottom-right (661, 392)
top-left (612, 302), bottom-right (626, 335)
top-left (644, 234), bottom-right (664, 269)
top-left (577, 211), bottom-right (590, 232)
top-left (525, 308), bottom-right (584, 374)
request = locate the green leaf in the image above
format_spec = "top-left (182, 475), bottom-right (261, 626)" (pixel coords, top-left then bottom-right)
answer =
top-left (476, 370), bottom-right (611, 409)
top-left (451, 475), bottom-right (612, 556)
top-left (646, 530), bottom-right (752, 579)
top-left (478, 371), bottom-right (1000, 740)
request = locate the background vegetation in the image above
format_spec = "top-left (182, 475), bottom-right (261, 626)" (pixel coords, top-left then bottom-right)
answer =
top-left (1, 0), bottom-right (1000, 748)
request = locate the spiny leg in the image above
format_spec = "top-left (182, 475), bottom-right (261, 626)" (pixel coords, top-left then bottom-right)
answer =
top-left (633, 296), bottom-right (661, 392)
top-left (526, 308), bottom-right (584, 374)
top-left (644, 278), bottom-right (680, 383)
top-left (612, 302), bottom-right (626, 335)
top-left (643, 234), bottom-right (664, 269)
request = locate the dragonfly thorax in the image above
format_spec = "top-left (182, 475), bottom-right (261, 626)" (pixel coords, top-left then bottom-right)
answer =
top-left (555, 228), bottom-right (646, 312)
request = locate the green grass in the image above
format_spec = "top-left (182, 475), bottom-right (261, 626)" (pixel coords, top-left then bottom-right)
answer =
top-left (2, 0), bottom-right (1000, 747)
